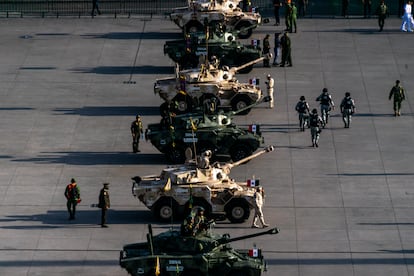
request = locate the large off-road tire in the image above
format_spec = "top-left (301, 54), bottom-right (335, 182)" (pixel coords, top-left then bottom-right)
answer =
top-left (235, 21), bottom-right (253, 39)
top-left (167, 143), bottom-right (186, 164)
top-left (231, 96), bottom-right (253, 115)
top-left (153, 198), bottom-right (178, 222)
top-left (185, 21), bottom-right (204, 35)
top-left (172, 94), bottom-right (192, 114)
top-left (225, 198), bottom-right (250, 223)
top-left (230, 144), bottom-right (252, 162)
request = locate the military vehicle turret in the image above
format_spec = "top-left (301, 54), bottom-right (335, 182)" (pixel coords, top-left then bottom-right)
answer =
top-left (170, 0), bottom-right (262, 39)
top-left (154, 56), bottom-right (267, 115)
top-left (145, 99), bottom-right (269, 163)
top-left (120, 224), bottom-right (279, 276)
top-left (131, 146), bottom-right (274, 222)
top-left (164, 30), bottom-right (261, 71)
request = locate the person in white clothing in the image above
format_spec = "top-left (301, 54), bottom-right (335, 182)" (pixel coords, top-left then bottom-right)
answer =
top-left (401, 0), bottom-right (414, 32)
top-left (251, 187), bottom-right (269, 228)
top-left (266, 74), bottom-right (275, 109)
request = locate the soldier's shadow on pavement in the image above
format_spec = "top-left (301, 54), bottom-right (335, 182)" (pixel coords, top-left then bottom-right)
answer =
top-left (0, 209), bottom-right (157, 229)
top-left (304, 28), bottom-right (404, 35)
top-left (53, 106), bottom-right (160, 116)
top-left (11, 152), bottom-right (168, 165)
top-left (71, 65), bottom-right (174, 75)
top-left (81, 32), bottom-right (181, 40)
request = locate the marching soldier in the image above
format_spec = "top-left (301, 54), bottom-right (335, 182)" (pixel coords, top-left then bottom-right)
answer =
top-left (340, 92), bottom-right (356, 128)
top-left (309, 109), bottom-right (323, 148)
top-left (295, 96), bottom-right (310, 131)
top-left (131, 115), bottom-right (143, 153)
top-left (389, 80), bottom-right (406, 116)
top-left (64, 178), bottom-right (80, 220)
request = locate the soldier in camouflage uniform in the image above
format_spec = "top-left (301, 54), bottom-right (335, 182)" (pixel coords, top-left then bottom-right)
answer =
top-left (340, 92), bottom-right (356, 128)
top-left (376, 0), bottom-right (388, 31)
top-left (389, 80), bottom-right (406, 116)
top-left (131, 115), bottom-right (143, 153)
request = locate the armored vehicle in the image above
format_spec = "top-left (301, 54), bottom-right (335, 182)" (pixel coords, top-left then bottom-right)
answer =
top-left (164, 30), bottom-right (261, 71)
top-left (120, 224), bottom-right (279, 276)
top-left (131, 146), bottom-right (274, 222)
top-left (145, 100), bottom-right (268, 163)
top-left (154, 57), bottom-right (267, 115)
top-left (170, 0), bottom-right (262, 39)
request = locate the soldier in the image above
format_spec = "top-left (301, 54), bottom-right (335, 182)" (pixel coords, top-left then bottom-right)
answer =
top-left (181, 215), bottom-right (195, 236)
top-left (280, 32), bottom-right (292, 67)
top-left (265, 74), bottom-right (275, 108)
top-left (295, 96), bottom-right (310, 131)
top-left (273, 33), bottom-right (281, 66)
top-left (389, 80), bottom-right (406, 116)
top-left (98, 183), bottom-right (111, 228)
top-left (251, 186), bottom-right (269, 228)
top-left (290, 2), bottom-right (298, 32)
top-left (91, 0), bottom-right (101, 16)
top-left (284, 0), bottom-right (293, 32)
top-left (297, 0), bottom-right (308, 17)
top-left (199, 150), bottom-right (212, 169)
top-left (342, 0), bottom-right (349, 17)
top-left (376, 0), bottom-right (388, 31)
top-left (64, 178), bottom-right (80, 220)
top-left (131, 115), bottom-right (143, 153)
top-left (309, 109), bottom-right (323, 148)
top-left (193, 207), bottom-right (208, 235)
top-left (363, 0), bottom-right (372, 18)
top-left (263, 34), bottom-right (271, 68)
top-left (273, 0), bottom-right (282, 26)
top-left (340, 92), bottom-right (356, 128)
top-left (316, 88), bottom-right (335, 126)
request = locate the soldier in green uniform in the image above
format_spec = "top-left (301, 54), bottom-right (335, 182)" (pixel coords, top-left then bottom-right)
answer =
top-left (64, 178), bottom-right (80, 220)
top-left (98, 183), bottom-right (111, 227)
top-left (280, 32), bottom-right (292, 67)
top-left (376, 0), bottom-right (388, 31)
top-left (389, 80), bottom-right (406, 116)
top-left (131, 115), bottom-right (143, 153)
top-left (290, 2), bottom-right (298, 32)
top-left (284, 0), bottom-right (293, 32)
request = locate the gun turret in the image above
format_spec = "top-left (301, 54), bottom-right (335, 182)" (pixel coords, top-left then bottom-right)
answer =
top-left (222, 145), bottom-right (274, 174)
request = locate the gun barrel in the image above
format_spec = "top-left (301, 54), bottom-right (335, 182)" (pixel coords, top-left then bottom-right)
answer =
top-left (228, 145), bottom-right (274, 168)
top-left (226, 227), bottom-right (279, 243)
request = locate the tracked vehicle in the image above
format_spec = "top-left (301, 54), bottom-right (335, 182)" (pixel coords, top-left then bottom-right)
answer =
top-left (131, 146), bottom-right (274, 222)
top-left (120, 224), bottom-right (279, 276)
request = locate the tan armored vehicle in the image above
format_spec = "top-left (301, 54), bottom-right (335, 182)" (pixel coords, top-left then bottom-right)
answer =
top-left (131, 146), bottom-right (274, 223)
top-left (170, 0), bottom-right (262, 39)
top-left (154, 56), bottom-right (267, 115)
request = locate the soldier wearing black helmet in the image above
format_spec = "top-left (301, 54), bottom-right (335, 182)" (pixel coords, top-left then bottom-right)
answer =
top-left (340, 92), bottom-right (356, 128)
top-left (389, 80), bottom-right (406, 116)
top-left (309, 108), bottom-right (323, 147)
top-left (316, 88), bottom-right (335, 127)
top-left (295, 96), bottom-right (310, 131)
top-left (193, 207), bottom-right (208, 235)
top-left (131, 115), bottom-right (143, 153)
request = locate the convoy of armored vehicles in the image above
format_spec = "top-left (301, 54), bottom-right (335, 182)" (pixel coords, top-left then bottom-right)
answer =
top-left (120, 224), bottom-right (279, 276)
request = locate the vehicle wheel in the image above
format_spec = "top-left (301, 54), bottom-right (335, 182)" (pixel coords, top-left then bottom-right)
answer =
top-left (182, 270), bottom-right (204, 276)
top-left (230, 144), bottom-right (252, 162)
top-left (185, 21), bottom-right (204, 35)
top-left (231, 96), bottom-right (252, 115)
top-left (153, 198), bottom-right (178, 222)
top-left (236, 21), bottom-right (253, 39)
top-left (168, 143), bottom-right (186, 164)
top-left (225, 199), bottom-right (250, 223)
top-left (172, 94), bottom-right (191, 114)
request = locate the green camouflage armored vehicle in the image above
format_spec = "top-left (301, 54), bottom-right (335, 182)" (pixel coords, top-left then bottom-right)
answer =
top-left (131, 146), bottom-right (274, 222)
top-left (170, 0), bottom-right (262, 39)
top-left (145, 100), bottom-right (267, 163)
top-left (164, 31), bottom-right (261, 71)
top-left (154, 57), bottom-right (268, 115)
top-left (119, 224), bottom-right (279, 276)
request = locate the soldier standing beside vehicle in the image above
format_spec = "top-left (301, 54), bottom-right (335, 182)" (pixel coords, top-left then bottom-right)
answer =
top-left (98, 183), bottom-right (110, 228)
top-left (340, 92), bottom-right (356, 128)
top-left (263, 34), bottom-right (271, 68)
top-left (265, 74), bottom-right (275, 109)
top-left (284, 0), bottom-right (293, 32)
top-left (389, 80), bottom-right (406, 116)
top-left (131, 115), bottom-right (143, 153)
top-left (295, 96), bottom-right (310, 131)
top-left (316, 88), bottom-right (335, 127)
top-left (251, 187), bottom-right (269, 228)
top-left (64, 178), bottom-right (80, 220)
top-left (309, 109), bottom-right (323, 148)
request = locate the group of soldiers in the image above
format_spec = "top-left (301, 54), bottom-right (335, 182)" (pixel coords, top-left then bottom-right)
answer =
top-left (294, 80), bottom-right (406, 148)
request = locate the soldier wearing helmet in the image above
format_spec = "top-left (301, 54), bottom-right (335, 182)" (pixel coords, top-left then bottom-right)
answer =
top-left (389, 80), bottom-right (406, 116)
top-left (340, 92), bottom-right (356, 128)
top-left (193, 207), bottom-right (208, 235)
top-left (316, 88), bottom-right (335, 127)
top-left (131, 115), bottom-right (143, 153)
top-left (295, 96), bottom-right (310, 131)
top-left (199, 150), bottom-right (212, 169)
top-left (308, 108), bottom-right (323, 147)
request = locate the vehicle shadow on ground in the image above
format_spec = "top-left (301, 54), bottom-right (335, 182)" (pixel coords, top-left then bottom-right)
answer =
top-left (53, 106), bottom-right (160, 116)
top-left (0, 210), bottom-right (157, 229)
top-left (304, 28), bottom-right (404, 35)
top-left (81, 32), bottom-right (181, 40)
top-left (71, 65), bottom-right (174, 75)
top-left (11, 152), bottom-right (168, 165)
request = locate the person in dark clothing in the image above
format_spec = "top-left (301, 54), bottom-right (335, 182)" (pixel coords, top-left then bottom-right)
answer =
top-left (342, 0), bottom-right (349, 17)
top-left (297, 0), bottom-right (308, 17)
top-left (363, 0), bottom-right (372, 18)
top-left (263, 34), bottom-right (271, 68)
top-left (131, 115), bottom-right (143, 153)
top-left (273, 0), bottom-right (282, 25)
top-left (98, 183), bottom-right (110, 227)
top-left (389, 80), bottom-right (406, 116)
top-left (280, 32), bottom-right (292, 67)
top-left (64, 178), bottom-right (80, 220)
top-left (376, 0), bottom-right (388, 31)
top-left (91, 0), bottom-right (101, 16)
